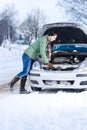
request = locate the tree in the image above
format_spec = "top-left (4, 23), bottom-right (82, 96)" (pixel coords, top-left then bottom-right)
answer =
top-left (20, 8), bottom-right (46, 45)
top-left (0, 4), bottom-right (17, 46)
top-left (57, 0), bottom-right (87, 25)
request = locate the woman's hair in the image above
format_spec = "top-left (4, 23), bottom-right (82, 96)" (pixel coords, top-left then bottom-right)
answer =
top-left (48, 31), bottom-right (57, 36)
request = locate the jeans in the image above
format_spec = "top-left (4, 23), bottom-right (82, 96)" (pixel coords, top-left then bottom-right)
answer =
top-left (17, 53), bottom-right (34, 78)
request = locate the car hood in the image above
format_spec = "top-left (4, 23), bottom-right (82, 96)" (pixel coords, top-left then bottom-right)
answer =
top-left (43, 22), bottom-right (87, 44)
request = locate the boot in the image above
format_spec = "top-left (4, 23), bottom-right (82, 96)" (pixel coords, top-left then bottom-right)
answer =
top-left (9, 76), bottom-right (20, 91)
top-left (20, 76), bottom-right (30, 94)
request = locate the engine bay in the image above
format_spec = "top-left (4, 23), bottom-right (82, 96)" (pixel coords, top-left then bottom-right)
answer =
top-left (42, 24), bottom-right (87, 71)
top-left (42, 50), bottom-right (87, 71)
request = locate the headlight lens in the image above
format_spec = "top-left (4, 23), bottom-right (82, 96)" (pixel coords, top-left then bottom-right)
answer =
top-left (78, 59), bottom-right (87, 70)
top-left (32, 61), bottom-right (41, 70)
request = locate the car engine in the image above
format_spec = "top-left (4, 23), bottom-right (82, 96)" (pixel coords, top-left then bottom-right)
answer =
top-left (42, 50), bottom-right (87, 71)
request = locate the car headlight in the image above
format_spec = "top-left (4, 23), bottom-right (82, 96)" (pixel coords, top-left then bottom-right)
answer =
top-left (78, 59), bottom-right (87, 70)
top-left (32, 61), bottom-right (41, 70)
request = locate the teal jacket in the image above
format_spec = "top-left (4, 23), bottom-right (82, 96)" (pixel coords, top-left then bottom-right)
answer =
top-left (24, 35), bottom-right (51, 63)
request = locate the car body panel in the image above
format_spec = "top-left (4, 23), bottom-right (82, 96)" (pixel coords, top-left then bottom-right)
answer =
top-left (30, 68), bottom-right (87, 89)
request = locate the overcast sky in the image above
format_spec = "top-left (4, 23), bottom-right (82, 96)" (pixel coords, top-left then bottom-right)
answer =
top-left (0, 0), bottom-right (67, 23)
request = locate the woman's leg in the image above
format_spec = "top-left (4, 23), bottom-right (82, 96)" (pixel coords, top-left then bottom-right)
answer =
top-left (9, 53), bottom-right (33, 91)
top-left (18, 54), bottom-right (34, 93)
top-left (9, 76), bottom-right (20, 91)
top-left (17, 53), bottom-right (33, 78)
top-left (20, 76), bottom-right (31, 94)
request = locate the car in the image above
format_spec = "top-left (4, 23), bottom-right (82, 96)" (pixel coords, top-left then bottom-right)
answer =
top-left (29, 22), bottom-right (87, 91)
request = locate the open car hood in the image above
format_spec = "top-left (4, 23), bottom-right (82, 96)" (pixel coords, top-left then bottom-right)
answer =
top-left (43, 22), bottom-right (87, 44)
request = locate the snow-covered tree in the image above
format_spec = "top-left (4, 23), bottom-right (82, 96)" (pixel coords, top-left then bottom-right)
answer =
top-left (0, 4), bottom-right (17, 46)
top-left (20, 8), bottom-right (46, 45)
top-left (57, 0), bottom-right (87, 25)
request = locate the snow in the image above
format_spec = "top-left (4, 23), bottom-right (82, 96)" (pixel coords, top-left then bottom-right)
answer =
top-left (0, 45), bottom-right (27, 84)
top-left (0, 45), bottom-right (87, 130)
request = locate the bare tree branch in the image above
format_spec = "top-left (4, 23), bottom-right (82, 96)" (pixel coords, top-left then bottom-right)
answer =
top-left (0, 4), bottom-right (17, 45)
top-left (57, 0), bottom-right (87, 25)
top-left (20, 8), bottom-right (46, 45)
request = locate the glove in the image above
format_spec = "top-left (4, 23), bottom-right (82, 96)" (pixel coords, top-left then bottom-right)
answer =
top-left (51, 52), bottom-right (57, 56)
top-left (47, 62), bottom-right (53, 68)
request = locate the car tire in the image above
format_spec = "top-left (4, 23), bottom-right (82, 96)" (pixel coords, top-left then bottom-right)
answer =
top-left (31, 86), bottom-right (42, 91)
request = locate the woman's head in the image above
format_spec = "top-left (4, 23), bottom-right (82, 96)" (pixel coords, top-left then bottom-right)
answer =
top-left (49, 32), bottom-right (57, 42)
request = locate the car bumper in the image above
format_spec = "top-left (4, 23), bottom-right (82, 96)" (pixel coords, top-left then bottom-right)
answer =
top-left (29, 69), bottom-right (87, 89)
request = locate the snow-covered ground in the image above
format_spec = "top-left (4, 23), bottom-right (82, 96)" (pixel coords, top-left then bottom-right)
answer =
top-left (0, 45), bottom-right (87, 130)
top-left (0, 44), bottom-right (27, 84)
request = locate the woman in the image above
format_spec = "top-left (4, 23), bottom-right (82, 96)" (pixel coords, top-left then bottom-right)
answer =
top-left (9, 33), bottom-right (57, 94)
